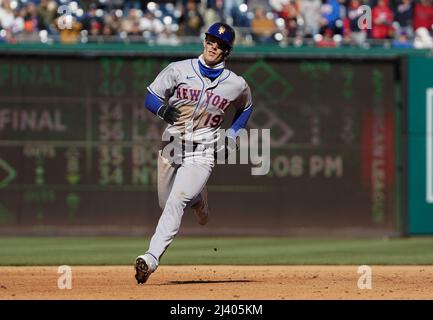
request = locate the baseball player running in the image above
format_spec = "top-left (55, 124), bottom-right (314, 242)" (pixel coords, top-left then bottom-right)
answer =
top-left (135, 22), bottom-right (253, 284)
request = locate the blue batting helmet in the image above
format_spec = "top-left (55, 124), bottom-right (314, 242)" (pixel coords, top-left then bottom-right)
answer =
top-left (205, 22), bottom-right (235, 50)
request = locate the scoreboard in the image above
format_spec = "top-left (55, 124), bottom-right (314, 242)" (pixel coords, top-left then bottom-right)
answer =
top-left (0, 54), bottom-right (400, 235)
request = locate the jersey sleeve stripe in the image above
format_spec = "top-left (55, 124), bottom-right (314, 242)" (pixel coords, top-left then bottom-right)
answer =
top-left (244, 104), bottom-right (253, 111)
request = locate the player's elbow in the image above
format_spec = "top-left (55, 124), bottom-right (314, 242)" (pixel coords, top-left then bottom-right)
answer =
top-left (144, 91), bottom-right (164, 115)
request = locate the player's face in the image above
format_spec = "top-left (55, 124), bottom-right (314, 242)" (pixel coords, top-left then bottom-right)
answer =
top-left (203, 36), bottom-right (227, 66)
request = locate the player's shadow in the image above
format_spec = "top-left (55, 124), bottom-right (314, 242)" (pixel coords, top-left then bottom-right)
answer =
top-left (166, 279), bottom-right (255, 285)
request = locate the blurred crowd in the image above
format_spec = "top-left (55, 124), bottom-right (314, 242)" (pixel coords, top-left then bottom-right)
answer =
top-left (0, 0), bottom-right (433, 48)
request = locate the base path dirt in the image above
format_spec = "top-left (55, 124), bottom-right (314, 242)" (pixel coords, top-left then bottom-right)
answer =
top-left (1, 265), bottom-right (433, 300)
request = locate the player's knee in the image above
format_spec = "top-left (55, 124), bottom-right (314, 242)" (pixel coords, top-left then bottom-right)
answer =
top-left (164, 199), bottom-right (183, 214)
top-left (165, 192), bottom-right (189, 210)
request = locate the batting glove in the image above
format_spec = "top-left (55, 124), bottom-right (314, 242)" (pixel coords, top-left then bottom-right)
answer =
top-left (157, 105), bottom-right (181, 125)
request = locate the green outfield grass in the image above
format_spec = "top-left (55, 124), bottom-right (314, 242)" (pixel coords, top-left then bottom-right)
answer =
top-left (1, 237), bottom-right (433, 266)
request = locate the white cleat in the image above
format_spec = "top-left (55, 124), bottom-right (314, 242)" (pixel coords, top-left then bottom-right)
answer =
top-left (191, 187), bottom-right (210, 226)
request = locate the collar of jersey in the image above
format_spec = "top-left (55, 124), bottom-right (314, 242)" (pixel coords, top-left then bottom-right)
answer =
top-left (198, 55), bottom-right (224, 82)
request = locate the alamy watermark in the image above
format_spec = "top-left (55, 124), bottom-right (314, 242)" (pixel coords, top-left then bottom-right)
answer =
top-left (160, 127), bottom-right (270, 176)
top-left (57, 5), bottom-right (73, 30)
top-left (57, 265), bottom-right (72, 289)
top-left (357, 265), bottom-right (372, 289)
top-left (357, 5), bottom-right (372, 30)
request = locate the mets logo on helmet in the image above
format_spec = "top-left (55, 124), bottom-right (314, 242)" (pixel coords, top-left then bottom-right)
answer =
top-left (218, 26), bottom-right (225, 34)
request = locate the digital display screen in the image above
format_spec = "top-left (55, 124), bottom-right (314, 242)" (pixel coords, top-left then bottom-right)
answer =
top-left (0, 56), bottom-right (398, 234)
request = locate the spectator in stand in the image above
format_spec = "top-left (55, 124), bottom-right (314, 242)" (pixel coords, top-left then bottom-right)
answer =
top-left (392, 29), bottom-right (413, 47)
top-left (413, 25), bottom-right (433, 47)
top-left (371, 0), bottom-right (394, 39)
top-left (249, 0), bottom-right (273, 12)
top-left (276, 0), bottom-right (300, 38)
top-left (58, 17), bottom-right (82, 44)
top-left (140, 10), bottom-right (165, 41)
top-left (230, 0), bottom-right (250, 28)
top-left (179, 0), bottom-right (200, 5)
top-left (0, 0), bottom-right (431, 48)
top-left (23, 3), bottom-right (44, 34)
top-left (10, 6), bottom-right (25, 36)
top-left (0, 0), bottom-right (15, 31)
top-left (123, 0), bottom-right (142, 11)
top-left (270, 0), bottom-right (290, 11)
top-left (102, 23), bottom-right (115, 36)
top-left (206, 0), bottom-right (225, 20)
top-left (251, 5), bottom-right (278, 43)
top-left (121, 8), bottom-right (141, 36)
top-left (413, 0), bottom-right (433, 33)
top-left (316, 27), bottom-right (337, 46)
top-left (344, 0), bottom-right (367, 46)
top-left (82, 4), bottom-right (104, 35)
top-left (393, 0), bottom-right (414, 38)
top-left (89, 18), bottom-right (102, 36)
top-left (222, 0), bottom-right (237, 20)
top-left (227, 0), bottom-right (251, 44)
top-left (178, 0), bottom-right (204, 37)
top-left (37, 0), bottom-right (57, 34)
top-left (103, 11), bottom-right (122, 36)
top-left (0, 0), bottom-right (17, 43)
top-left (319, 0), bottom-right (341, 35)
top-left (300, 0), bottom-right (322, 37)
top-left (156, 26), bottom-right (181, 45)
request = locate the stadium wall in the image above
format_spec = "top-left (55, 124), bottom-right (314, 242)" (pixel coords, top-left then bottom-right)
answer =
top-left (0, 44), bottom-right (430, 236)
top-left (407, 56), bottom-right (433, 235)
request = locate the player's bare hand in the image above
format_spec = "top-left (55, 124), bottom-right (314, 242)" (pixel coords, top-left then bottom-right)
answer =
top-left (157, 105), bottom-right (181, 125)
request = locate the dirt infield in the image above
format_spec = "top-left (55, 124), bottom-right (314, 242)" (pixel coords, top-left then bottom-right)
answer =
top-left (1, 265), bottom-right (433, 300)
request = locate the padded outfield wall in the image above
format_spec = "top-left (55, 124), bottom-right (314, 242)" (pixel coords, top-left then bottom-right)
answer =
top-left (407, 56), bottom-right (433, 235)
top-left (0, 44), bottom-right (427, 236)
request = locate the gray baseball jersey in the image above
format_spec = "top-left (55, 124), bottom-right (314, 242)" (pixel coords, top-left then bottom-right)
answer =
top-left (147, 58), bottom-right (252, 143)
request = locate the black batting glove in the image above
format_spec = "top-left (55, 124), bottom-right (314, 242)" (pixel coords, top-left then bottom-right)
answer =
top-left (157, 105), bottom-right (181, 125)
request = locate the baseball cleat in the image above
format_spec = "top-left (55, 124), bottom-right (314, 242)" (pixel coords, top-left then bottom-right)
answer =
top-left (191, 187), bottom-right (210, 226)
top-left (135, 257), bottom-right (151, 284)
